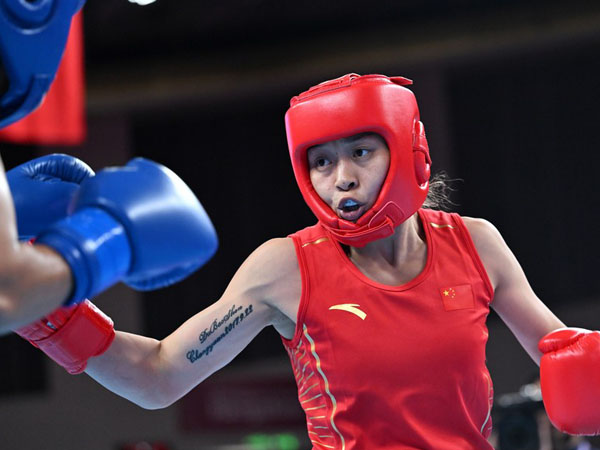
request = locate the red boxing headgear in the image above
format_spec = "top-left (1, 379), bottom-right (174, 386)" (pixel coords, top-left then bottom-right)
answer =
top-left (285, 73), bottom-right (431, 247)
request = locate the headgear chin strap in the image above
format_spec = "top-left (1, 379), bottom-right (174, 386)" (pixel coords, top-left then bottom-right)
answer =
top-left (285, 73), bottom-right (431, 247)
top-left (0, 0), bottom-right (85, 129)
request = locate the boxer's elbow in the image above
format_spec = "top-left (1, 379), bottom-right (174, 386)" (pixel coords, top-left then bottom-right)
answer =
top-left (139, 393), bottom-right (183, 410)
top-left (135, 395), bottom-right (173, 410)
top-left (121, 343), bottom-right (191, 411)
top-left (91, 371), bottom-right (179, 411)
top-left (134, 379), bottom-right (186, 410)
top-left (140, 371), bottom-right (193, 410)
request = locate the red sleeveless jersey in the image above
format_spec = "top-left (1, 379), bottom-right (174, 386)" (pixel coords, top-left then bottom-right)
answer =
top-left (282, 209), bottom-right (494, 449)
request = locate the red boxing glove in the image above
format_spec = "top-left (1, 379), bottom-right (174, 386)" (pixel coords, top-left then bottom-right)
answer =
top-left (539, 327), bottom-right (600, 435)
top-left (14, 300), bottom-right (115, 374)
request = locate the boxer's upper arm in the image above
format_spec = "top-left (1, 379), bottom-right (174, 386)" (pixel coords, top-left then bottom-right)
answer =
top-left (463, 217), bottom-right (565, 365)
top-left (155, 237), bottom-right (299, 403)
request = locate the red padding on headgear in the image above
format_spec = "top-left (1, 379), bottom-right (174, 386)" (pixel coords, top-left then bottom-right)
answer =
top-left (285, 73), bottom-right (431, 246)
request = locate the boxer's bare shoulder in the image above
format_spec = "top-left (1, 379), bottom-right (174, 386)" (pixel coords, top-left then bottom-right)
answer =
top-left (224, 237), bottom-right (300, 339)
top-left (462, 215), bottom-right (564, 363)
top-left (461, 216), bottom-right (505, 290)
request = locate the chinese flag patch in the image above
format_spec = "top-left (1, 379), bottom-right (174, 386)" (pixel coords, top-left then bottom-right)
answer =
top-left (440, 284), bottom-right (474, 311)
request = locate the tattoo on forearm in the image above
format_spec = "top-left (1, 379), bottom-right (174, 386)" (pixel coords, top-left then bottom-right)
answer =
top-left (186, 304), bottom-right (254, 364)
top-left (199, 304), bottom-right (243, 344)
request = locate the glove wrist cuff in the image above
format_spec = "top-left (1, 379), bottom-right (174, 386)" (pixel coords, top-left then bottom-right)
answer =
top-left (37, 208), bottom-right (132, 305)
top-left (30, 300), bottom-right (115, 374)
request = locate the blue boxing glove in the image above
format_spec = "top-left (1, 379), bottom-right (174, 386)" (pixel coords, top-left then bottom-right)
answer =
top-left (36, 158), bottom-right (218, 304)
top-left (7, 154), bottom-right (94, 240)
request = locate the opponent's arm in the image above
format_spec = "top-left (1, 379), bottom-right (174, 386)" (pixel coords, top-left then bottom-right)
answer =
top-left (85, 237), bottom-right (299, 410)
top-left (13, 157), bottom-right (219, 374)
top-left (0, 157), bottom-right (73, 333)
top-left (463, 217), bottom-right (565, 364)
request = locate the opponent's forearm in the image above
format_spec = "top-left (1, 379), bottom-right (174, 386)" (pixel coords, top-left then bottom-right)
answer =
top-left (0, 156), bottom-right (72, 332)
top-left (0, 243), bottom-right (72, 334)
top-left (85, 330), bottom-right (172, 409)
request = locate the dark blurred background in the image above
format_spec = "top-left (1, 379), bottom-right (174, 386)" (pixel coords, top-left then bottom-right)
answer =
top-left (1, 0), bottom-right (600, 449)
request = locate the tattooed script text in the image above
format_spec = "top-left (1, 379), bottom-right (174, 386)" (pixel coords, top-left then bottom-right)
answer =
top-left (186, 304), bottom-right (254, 363)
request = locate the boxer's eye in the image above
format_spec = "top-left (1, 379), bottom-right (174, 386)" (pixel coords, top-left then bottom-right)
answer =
top-left (309, 155), bottom-right (331, 170)
top-left (353, 148), bottom-right (370, 158)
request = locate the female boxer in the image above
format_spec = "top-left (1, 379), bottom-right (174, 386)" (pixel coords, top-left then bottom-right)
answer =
top-left (19, 74), bottom-right (599, 448)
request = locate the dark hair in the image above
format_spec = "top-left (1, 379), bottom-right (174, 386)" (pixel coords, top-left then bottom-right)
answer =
top-left (422, 171), bottom-right (460, 211)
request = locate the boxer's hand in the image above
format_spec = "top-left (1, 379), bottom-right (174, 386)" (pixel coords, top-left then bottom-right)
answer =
top-left (14, 300), bottom-right (114, 374)
top-left (7, 154), bottom-right (94, 240)
top-left (539, 327), bottom-right (600, 435)
top-left (36, 158), bottom-right (218, 304)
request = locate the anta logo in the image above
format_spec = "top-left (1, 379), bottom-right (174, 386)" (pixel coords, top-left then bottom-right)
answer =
top-left (329, 303), bottom-right (367, 320)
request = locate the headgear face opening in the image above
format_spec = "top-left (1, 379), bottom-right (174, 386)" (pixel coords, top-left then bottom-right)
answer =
top-left (0, 0), bottom-right (85, 129)
top-left (285, 73), bottom-right (431, 247)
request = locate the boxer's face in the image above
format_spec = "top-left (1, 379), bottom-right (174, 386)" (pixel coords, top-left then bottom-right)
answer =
top-left (307, 133), bottom-right (390, 222)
